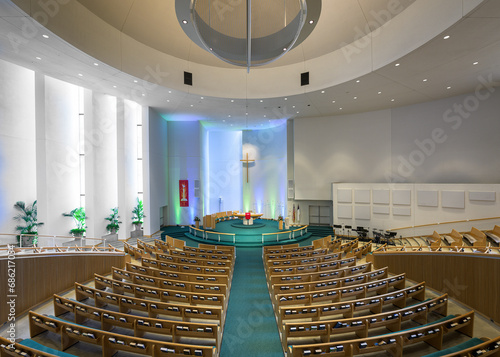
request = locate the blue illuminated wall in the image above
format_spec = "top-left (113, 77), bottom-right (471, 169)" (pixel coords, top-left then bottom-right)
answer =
top-left (203, 129), bottom-right (242, 215)
top-left (167, 121), bottom-right (201, 225)
top-left (242, 124), bottom-right (287, 218)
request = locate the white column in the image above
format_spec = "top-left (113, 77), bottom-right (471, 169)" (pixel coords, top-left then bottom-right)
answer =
top-left (0, 59), bottom-right (36, 239)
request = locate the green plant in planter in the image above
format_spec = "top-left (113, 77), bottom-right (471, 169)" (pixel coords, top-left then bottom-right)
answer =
top-left (105, 207), bottom-right (122, 233)
top-left (63, 207), bottom-right (87, 236)
top-left (13, 200), bottom-right (44, 246)
top-left (194, 216), bottom-right (200, 222)
top-left (278, 215), bottom-right (284, 221)
top-left (132, 198), bottom-right (145, 228)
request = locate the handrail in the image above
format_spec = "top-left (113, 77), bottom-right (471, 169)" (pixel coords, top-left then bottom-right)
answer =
top-left (387, 216), bottom-right (500, 231)
top-left (0, 232), bottom-right (107, 241)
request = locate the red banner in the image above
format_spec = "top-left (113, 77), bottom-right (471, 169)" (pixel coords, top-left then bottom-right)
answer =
top-left (179, 180), bottom-right (189, 207)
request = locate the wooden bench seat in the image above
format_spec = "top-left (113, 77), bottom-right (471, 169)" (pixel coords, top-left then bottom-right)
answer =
top-left (53, 295), bottom-right (222, 351)
top-left (277, 282), bottom-right (426, 325)
top-left (94, 274), bottom-right (226, 308)
top-left (127, 262), bottom-right (231, 287)
top-left (264, 252), bottom-right (341, 274)
top-left (0, 336), bottom-right (74, 357)
top-left (264, 248), bottom-right (329, 263)
top-left (426, 335), bottom-right (500, 356)
top-left (273, 274), bottom-right (406, 307)
top-left (153, 252), bottom-right (233, 269)
top-left (141, 257), bottom-right (233, 278)
top-left (74, 283), bottom-right (225, 325)
top-left (268, 262), bottom-right (372, 286)
top-left (112, 266), bottom-right (228, 296)
top-left (287, 311), bottom-right (475, 357)
top-left (271, 267), bottom-right (388, 296)
top-left (281, 294), bottom-right (448, 349)
top-left (268, 257), bottom-right (357, 277)
top-left (29, 311), bottom-right (217, 357)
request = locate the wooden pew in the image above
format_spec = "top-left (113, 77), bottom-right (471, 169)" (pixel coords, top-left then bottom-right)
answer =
top-left (53, 295), bottom-right (222, 351)
top-left (126, 262), bottom-right (231, 287)
top-left (141, 257), bottom-right (233, 279)
top-left (281, 294), bottom-right (448, 350)
top-left (268, 262), bottom-right (372, 286)
top-left (442, 229), bottom-right (464, 247)
top-left (462, 227), bottom-right (487, 247)
top-left (74, 283), bottom-right (225, 325)
top-left (154, 252), bottom-right (234, 270)
top-left (273, 274), bottom-right (406, 307)
top-left (94, 274), bottom-right (226, 308)
top-left (112, 266), bottom-right (228, 296)
top-left (264, 252), bottom-right (341, 275)
top-left (287, 311), bottom-right (475, 357)
top-left (270, 267), bottom-right (388, 296)
top-left (268, 257), bottom-right (357, 277)
top-left (29, 311), bottom-right (217, 357)
top-left (263, 244), bottom-right (312, 257)
top-left (277, 282), bottom-right (426, 325)
top-left (435, 335), bottom-right (500, 356)
top-left (346, 242), bottom-right (372, 259)
top-left (484, 225), bottom-right (500, 245)
top-left (264, 248), bottom-right (329, 263)
top-left (191, 244), bottom-right (235, 256)
top-left (0, 336), bottom-right (64, 357)
top-left (154, 240), bottom-right (235, 262)
top-left (312, 236), bottom-right (333, 250)
top-left (123, 242), bottom-right (148, 260)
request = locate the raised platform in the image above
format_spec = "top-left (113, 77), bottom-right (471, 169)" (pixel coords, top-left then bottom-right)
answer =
top-left (186, 219), bottom-right (311, 247)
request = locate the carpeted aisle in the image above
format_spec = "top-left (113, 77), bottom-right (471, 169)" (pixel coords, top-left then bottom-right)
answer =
top-left (220, 247), bottom-right (284, 357)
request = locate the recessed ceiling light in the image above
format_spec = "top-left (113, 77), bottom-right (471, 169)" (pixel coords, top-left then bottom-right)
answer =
top-left (167, 100), bottom-right (170, 102)
top-left (260, 99), bottom-right (263, 102)
top-left (223, 120), bottom-right (226, 122)
top-left (473, 61), bottom-right (479, 65)
top-left (200, 96), bottom-right (204, 99)
top-left (395, 63), bottom-right (400, 67)
top-left (78, 73), bottom-right (83, 77)
top-left (321, 90), bottom-right (325, 94)
top-left (245, 112), bottom-right (248, 115)
top-left (423, 79), bottom-right (428, 82)
top-left (230, 99), bottom-right (234, 103)
top-left (190, 104), bottom-right (194, 107)
top-left (443, 35), bottom-right (450, 40)
top-left (356, 80), bottom-right (360, 83)
top-left (264, 115), bottom-right (267, 117)
top-left (93, 62), bottom-right (99, 66)
top-left (283, 48), bottom-right (287, 51)
top-left (292, 105), bottom-right (296, 108)
top-left (378, 91), bottom-right (382, 94)
top-left (309, 20), bottom-right (314, 24)
top-left (332, 100), bottom-right (336, 103)
top-left (42, 34), bottom-right (49, 38)
top-left (339, 107), bottom-right (343, 110)
top-left (353, 96), bottom-right (357, 100)
top-left (447, 86), bottom-right (451, 89)
top-left (168, 90), bottom-right (172, 94)
top-left (142, 93), bottom-right (146, 97)
top-left (182, 20), bottom-right (188, 24)
top-left (391, 99), bottom-right (395, 102)
top-left (35, 57), bottom-right (41, 60)
top-left (228, 115), bottom-right (231, 117)
top-left (284, 98), bottom-right (288, 100)
top-left (113, 85), bottom-right (117, 88)
top-left (134, 80), bottom-right (138, 83)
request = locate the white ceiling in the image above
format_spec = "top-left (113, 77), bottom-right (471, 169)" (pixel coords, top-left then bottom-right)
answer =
top-left (0, 0), bottom-right (499, 130)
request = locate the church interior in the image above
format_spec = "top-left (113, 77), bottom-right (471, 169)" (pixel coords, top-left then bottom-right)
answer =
top-left (1, 0), bottom-right (500, 356)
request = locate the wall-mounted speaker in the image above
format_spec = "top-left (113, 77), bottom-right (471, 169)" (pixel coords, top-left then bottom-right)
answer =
top-left (184, 71), bottom-right (193, 86)
top-left (194, 180), bottom-right (200, 198)
top-left (301, 72), bottom-right (309, 86)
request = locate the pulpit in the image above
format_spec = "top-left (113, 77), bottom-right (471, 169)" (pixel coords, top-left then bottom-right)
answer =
top-left (244, 212), bottom-right (253, 225)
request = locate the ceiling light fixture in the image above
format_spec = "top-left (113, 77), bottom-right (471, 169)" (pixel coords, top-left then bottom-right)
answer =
top-left (443, 35), bottom-right (450, 39)
top-left (186, 0), bottom-right (313, 72)
top-left (42, 34), bottom-right (49, 38)
top-left (473, 61), bottom-right (478, 65)
top-left (395, 63), bottom-right (400, 67)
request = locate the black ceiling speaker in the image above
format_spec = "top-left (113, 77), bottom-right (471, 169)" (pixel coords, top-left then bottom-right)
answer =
top-left (184, 71), bottom-right (193, 86)
top-left (301, 72), bottom-right (309, 86)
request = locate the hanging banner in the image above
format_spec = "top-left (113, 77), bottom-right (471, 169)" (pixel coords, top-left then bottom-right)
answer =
top-left (179, 180), bottom-right (189, 207)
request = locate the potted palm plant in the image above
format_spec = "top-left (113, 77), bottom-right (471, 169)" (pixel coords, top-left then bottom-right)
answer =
top-left (13, 200), bottom-right (44, 247)
top-left (62, 207), bottom-right (87, 237)
top-left (105, 207), bottom-right (122, 234)
top-left (132, 198), bottom-right (145, 230)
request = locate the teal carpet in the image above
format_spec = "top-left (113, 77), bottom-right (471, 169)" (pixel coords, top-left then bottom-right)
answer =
top-left (220, 246), bottom-right (284, 357)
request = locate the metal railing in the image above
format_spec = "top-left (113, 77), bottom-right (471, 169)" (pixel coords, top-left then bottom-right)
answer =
top-left (188, 224), bottom-right (308, 244)
top-left (0, 232), bottom-right (108, 249)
